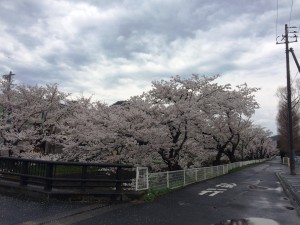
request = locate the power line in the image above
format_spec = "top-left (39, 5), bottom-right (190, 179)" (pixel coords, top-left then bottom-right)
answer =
top-left (276, 0), bottom-right (279, 41)
top-left (291, 71), bottom-right (298, 84)
top-left (289, 0), bottom-right (294, 26)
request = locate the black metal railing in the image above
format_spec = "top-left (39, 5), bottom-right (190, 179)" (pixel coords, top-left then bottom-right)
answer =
top-left (0, 156), bottom-right (134, 194)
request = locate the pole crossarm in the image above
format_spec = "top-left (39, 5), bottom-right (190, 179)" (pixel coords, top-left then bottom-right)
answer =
top-left (276, 26), bottom-right (298, 45)
top-left (2, 71), bottom-right (15, 84)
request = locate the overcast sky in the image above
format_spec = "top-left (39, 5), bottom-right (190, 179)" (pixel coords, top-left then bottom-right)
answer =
top-left (1, 0), bottom-right (300, 134)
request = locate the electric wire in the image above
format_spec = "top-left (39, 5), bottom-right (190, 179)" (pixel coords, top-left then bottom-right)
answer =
top-left (291, 71), bottom-right (299, 85)
top-left (289, 0), bottom-right (294, 26)
top-left (276, 0), bottom-right (279, 41)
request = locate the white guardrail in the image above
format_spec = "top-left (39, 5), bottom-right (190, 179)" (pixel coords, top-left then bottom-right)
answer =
top-left (135, 159), bottom-right (265, 191)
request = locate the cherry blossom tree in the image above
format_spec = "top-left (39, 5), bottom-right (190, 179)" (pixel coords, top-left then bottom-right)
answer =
top-left (237, 125), bottom-right (277, 160)
top-left (0, 74), bottom-right (278, 171)
top-left (133, 75), bottom-right (229, 170)
top-left (0, 78), bottom-right (71, 156)
top-left (56, 98), bottom-right (116, 162)
top-left (58, 75), bottom-right (275, 170)
top-left (198, 83), bottom-right (259, 164)
top-left (108, 97), bottom-right (165, 169)
top-left (246, 127), bottom-right (276, 159)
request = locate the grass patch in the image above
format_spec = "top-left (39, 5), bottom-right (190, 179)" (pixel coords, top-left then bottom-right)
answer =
top-left (143, 187), bottom-right (184, 202)
top-left (143, 188), bottom-right (172, 202)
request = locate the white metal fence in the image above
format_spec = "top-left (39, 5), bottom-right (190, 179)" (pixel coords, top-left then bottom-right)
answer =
top-left (282, 157), bottom-right (289, 166)
top-left (282, 156), bottom-right (300, 166)
top-left (135, 159), bottom-right (264, 191)
top-left (135, 167), bottom-right (149, 190)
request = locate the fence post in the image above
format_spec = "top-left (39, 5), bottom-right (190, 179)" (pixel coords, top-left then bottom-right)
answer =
top-left (135, 167), bottom-right (149, 191)
top-left (204, 168), bottom-right (206, 180)
top-left (183, 170), bottom-right (186, 185)
top-left (135, 168), bottom-right (139, 191)
top-left (167, 171), bottom-right (170, 188)
top-left (20, 160), bottom-right (29, 186)
top-left (195, 168), bottom-right (198, 181)
top-left (44, 162), bottom-right (53, 191)
top-left (146, 168), bottom-right (149, 190)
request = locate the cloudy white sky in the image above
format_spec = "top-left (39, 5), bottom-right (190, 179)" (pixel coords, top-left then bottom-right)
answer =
top-left (1, 0), bottom-right (300, 134)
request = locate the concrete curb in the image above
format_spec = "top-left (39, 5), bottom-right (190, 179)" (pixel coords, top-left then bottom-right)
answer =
top-left (276, 172), bottom-right (300, 216)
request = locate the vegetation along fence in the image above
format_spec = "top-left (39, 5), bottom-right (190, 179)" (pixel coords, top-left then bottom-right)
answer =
top-left (0, 156), bottom-right (134, 195)
top-left (135, 159), bottom-right (265, 191)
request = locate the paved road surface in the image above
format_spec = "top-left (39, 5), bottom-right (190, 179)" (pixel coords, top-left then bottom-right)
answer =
top-left (71, 159), bottom-right (300, 225)
top-left (0, 194), bottom-right (92, 225)
top-left (2, 159), bottom-right (300, 225)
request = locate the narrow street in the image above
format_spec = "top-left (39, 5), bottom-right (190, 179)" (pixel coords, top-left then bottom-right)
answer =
top-left (72, 159), bottom-right (300, 225)
top-left (2, 159), bottom-right (299, 225)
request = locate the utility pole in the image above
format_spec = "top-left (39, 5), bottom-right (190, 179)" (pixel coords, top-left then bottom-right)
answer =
top-left (2, 71), bottom-right (15, 92)
top-left (1, 71), bottom-right (15, 126)
top-left (277, 24), bottom-right (298, 175)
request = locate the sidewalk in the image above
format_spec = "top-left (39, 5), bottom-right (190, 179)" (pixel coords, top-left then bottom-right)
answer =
top-left (277, 163), bottom-right (300, 214)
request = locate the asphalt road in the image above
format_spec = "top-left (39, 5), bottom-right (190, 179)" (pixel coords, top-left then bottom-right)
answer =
top-left (0, 194), bottom-right (91, 225)
top-left (71, 159), bottom-right (300, 225)
top-left (2, 159), bottom-right (300, 225)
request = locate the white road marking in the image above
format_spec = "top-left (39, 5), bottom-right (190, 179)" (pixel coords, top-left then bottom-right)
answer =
top-left (216, 183), bottom-right (237, 188)
top-left (199, 183), bottom-right (237, 197)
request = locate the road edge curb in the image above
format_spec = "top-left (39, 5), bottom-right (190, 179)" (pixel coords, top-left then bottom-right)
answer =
top-left (276, 172), bottom-right (300, 216)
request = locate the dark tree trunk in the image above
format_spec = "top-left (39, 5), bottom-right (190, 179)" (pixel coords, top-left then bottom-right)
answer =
top-left (227, 152), bottom-right (236, 163)
top-left (168, 162), bottom-right (182, 171)
top-left (159, 148), bottom-right (182, 171)
top-left (215, 149), bottom-right (223, 165)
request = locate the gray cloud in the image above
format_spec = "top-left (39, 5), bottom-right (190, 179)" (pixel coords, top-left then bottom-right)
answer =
top-left (1, 0), bottom-right (300, 133)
